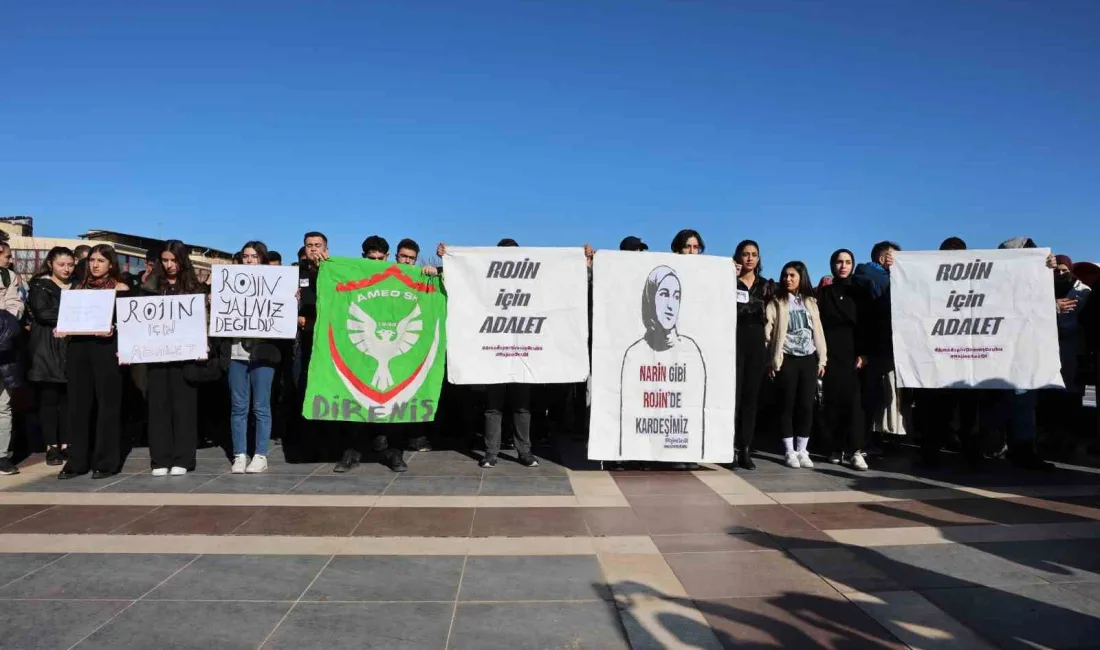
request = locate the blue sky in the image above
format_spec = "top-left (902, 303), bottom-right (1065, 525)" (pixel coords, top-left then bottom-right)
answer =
top-left (3, 0), bottom-right (1098, 278)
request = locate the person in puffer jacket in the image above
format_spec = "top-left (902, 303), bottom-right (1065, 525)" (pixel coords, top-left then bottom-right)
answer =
top-left (0, 310), bottom-right (31, 475)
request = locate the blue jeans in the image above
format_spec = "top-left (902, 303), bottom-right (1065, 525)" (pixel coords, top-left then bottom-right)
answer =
top-left (229, 361), bottom-right (275, 456)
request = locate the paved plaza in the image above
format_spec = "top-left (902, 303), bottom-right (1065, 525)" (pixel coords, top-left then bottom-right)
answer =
top-left (3, 443), bottom-right (1100, 649)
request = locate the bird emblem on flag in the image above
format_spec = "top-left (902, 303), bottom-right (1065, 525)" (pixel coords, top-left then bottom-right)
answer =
top-left (347, 302), bottom-right (423, 390)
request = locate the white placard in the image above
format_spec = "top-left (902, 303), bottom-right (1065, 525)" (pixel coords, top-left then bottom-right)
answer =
top-left (444, 247), bottom-right (589, 384)
top-left (209, 264), bottom-right (297, 339)
top-left (57, 289), bottom-right (116, 335)
top-left (588, 251), bottom-right (737, 463)
top-left (891, 248), bottom-right (1064, 389)
top-left (117, 294), bottom-right (209, 364)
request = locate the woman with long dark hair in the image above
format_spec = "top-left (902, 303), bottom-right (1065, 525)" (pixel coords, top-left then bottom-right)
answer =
top-left (59, 245), bottom-right (129, 479)
top-left (226, 241), bottom-right (280, 474)
top-left (817, 249), bottom-right (867, 471)
top-left (766, 261), bottom-right (828, 469)
top-left (27, 247), bottom-right (75, 466)
top-left (732, 240), bottom-right (773, 470)
top-left (661, 229), bottom-right (706, 470)
top-left (144, 240), bottom-right (204, 476)
top-left (671, 229), bottom-right (705, 255)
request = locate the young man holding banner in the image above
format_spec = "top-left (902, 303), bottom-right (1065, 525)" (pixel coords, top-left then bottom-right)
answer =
top-left (312, 236), bottom-right (446, 474)
top-left (891, 236), bottom-right (1060, 470)
top-left (441, 239), bottom-right (590, 469)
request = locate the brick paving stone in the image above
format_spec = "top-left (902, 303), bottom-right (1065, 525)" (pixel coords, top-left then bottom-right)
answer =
top-left (261, 602), bottom-right (452, 650)
top-left (352, 507), bottom-right (474, 537)
top-left (1, 505), bottom-right (155, 535)
top-left (116, 506), bottom-right (260, 536)
top-left (0, 553), bottom-right (194, 599)
top-left (471, 507), bottom-right (588, 537)
top-left (305, 556), bottom-right (464, 602)
top-left (0, 504), bottom-right (53, 528)
top-left (459, 555), bottom-right (610, 601)
top-left (697, 593), bottom-right (908, 649)
top-left (666, 550), bottom-right (836, 600)
top-left (450, 602), bottom-right (630, 650)
top-left (77, 600), bottom-right (291, 650)
top-left (232, 506), bottom-right (369, 537)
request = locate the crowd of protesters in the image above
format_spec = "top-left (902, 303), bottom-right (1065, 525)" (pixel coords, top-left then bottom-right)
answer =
top-left (0, 229), bottom-right (1095, 480)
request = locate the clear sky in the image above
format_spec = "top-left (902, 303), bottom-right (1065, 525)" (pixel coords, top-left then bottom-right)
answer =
top-left (3, 0), bottom-right (1098, 278)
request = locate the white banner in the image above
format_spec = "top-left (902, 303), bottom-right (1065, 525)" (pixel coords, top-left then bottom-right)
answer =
top-left (209, 264), bottom-right (298, 339)
top-left (892, 248), bottom-right (1064, 389)
top-left (57, 289), bottom-right (116, 335)
top-left (588, 251), bottom-right (737, 463)
top-left (444, 246), bottom-right (589, 384)
top-left (117, 295), bottom-right (209, 364)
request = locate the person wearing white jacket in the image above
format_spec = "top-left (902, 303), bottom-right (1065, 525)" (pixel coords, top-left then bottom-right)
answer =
top-left (766, 261), bottom-right (828, 469)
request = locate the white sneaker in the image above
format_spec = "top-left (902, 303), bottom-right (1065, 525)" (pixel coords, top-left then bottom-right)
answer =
top-left (169, 466), bottom-right (187, 476)
top-left (829, 452), bottom-right (843, 465)
top-left (151, 467), bottom-right (169, 477)
top-left (246, 455), bottom-right (268, 474)
top-left (231, 454), bottom-right (248, 474)
top-left (850, 451), bottom-right (869, 472)
top-left (785, 451), bottom-right (801, 469)
top-left (798, 451), bottom-right (814, 469)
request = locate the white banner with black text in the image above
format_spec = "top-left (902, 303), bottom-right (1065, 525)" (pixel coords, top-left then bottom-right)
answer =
top-left (444, 246), bottom-right (589, 384)
top-left (891, 248), bottom-right (1064, 389)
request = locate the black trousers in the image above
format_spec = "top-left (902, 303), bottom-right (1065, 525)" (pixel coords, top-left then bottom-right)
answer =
top-left (65, 339), bottom-right (124, 474)
top-left (147, 364), bottom-right (198, 470)
top-left (776, 354), bottom-right (818, 440)
top-left (341, 423), bottom-right (407, 456)
top-left (37, 382), bottom-right (68, 448)
top-left (485, 383), bottom-right (531, 457)
top-left (735, 324), bottom-right (767, 452)
top-left (919, 388), bottom-right (981, 454)
top-left (822, 358), bottom-right (865, 454)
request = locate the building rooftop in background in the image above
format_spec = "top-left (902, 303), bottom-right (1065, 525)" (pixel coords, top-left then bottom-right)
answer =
top-left (80, 229), bottom-right (235, 262)
top-left (2, 216), bottom-right (235, 280)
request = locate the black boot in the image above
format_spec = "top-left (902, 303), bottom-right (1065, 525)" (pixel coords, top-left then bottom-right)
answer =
top-left (333, 449), bottom-right (361, 473)
top-left (386, 449), bottom-right (408, 473)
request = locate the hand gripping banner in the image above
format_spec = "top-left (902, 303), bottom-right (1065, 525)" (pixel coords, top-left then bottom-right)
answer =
top-left (303, 258), bottom-right (447, 424)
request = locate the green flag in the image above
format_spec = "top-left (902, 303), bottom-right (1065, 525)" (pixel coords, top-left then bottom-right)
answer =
top-left (303, 258), bottom-right (447, 424)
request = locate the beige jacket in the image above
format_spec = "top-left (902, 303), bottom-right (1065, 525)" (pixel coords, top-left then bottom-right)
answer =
top-left (764, 295), bottom-right (828, 373)
top-left (0, 270), bottom-right (25, 320)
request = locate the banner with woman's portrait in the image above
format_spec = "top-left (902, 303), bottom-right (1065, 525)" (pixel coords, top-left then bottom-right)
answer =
top-left (588, 251), bottom-right (738, 463)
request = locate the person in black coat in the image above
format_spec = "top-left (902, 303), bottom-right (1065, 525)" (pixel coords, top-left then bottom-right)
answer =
top-left (817, 249), bottom-right (868, 470)
top-left (143, 240), bottom-right (207, 477)
top-left (733, 240), bottom-right (774, 470)
top-left (59, 244), bottom-right (129, 480)
top-left (26, 247), bottom-right (76, 466)
top-left (0, 310), bottom-right (31, 475)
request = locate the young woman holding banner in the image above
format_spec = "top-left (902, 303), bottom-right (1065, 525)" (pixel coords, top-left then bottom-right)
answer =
top-left (662, 229), bottom-right (707, 471)
top-left (144, 240), bottom-right (205, 477)
top-left (766, 261), bottom-right (828, 469)
top-left (733, 240), bottom-right (773, 470)
top-left (817, 249), bottom-right (868, 471)
top-left (59, 245), bottom-right (129, 479)
top-left (27, 247), bottom-right (75, 467)
top-left (225, 241), bottom-right (281, 474)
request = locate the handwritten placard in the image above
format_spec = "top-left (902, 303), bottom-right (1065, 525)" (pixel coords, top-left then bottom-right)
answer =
top-left (57, 289), bottom-right (116, 335)
top-left (116, 295), bottom-right (209, 364)
top-left (209, 264), bottom-right (297, 339)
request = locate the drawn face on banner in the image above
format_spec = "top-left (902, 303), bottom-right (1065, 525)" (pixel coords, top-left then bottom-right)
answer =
top-left (641, 266), bottom-right (683, 345)
top-left (655, 274), bottom-right (681, 330)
